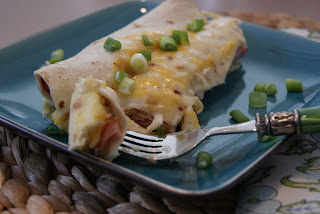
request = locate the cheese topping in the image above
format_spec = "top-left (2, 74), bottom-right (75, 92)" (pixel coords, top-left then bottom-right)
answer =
top-left (49, 16), bottom-right (246, 134)
top-left (111, 16), bottom-right (246, 131)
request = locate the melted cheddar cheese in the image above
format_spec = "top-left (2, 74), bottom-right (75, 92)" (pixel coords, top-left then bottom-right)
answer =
top-left (48, 16), bottom-right (246, 134)
top-left (110, 16), bottom-right (246, 132)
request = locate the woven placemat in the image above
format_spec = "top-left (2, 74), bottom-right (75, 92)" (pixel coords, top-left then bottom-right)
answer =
top-left (0, 12), bottom-right (319, 214)
top-left (0, 127), bottom-right (237, 214)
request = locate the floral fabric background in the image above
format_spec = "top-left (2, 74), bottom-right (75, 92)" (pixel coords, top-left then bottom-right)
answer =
top-left (236, 29), bottom-right (320, 214)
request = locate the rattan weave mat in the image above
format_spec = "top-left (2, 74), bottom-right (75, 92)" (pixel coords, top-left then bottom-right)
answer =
top-left (0, 12), bottom-right (319, 214)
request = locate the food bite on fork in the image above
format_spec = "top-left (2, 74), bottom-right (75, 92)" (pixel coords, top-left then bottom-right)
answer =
top-left (33, 0), bottom-right (248, 160)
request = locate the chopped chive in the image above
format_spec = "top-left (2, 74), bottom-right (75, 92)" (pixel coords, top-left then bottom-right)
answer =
top-left (115, 71), bottom-right (128, 83)
top-left (286, 78), bottom-right (303, 92)
top-left (229, 110), bottom-right (249, 123)
top-left (254, 83), bottom-right (277, 96)
top-left (141, 35), bottom-right (153, 46)
top-left (249, 91), bottom-right (267, 108)
top-left (139, 50), bottom-right (152, 61)
top-left (257, 135), bottom-right (277, 142)
top-left (196, 151), bottom-right (213, 170)
top-left (159, 36), bottom-right (177, 51)
top-left (103, 38), bottom-right (122, 52)
top-left (49, 49), bottom-right (64, 64)
top-left (130, 53), bottom-right (148, 73)
top-left (118, 77), bottom-right (136, 94)
top-left (172, 30), bottom-right (189, 45)
top-left (47, 125), bottom-right (65, 136)
top-left (187, 18), bottom-right (204, 32)
top-left (155, 126), bottom-right (166, 138)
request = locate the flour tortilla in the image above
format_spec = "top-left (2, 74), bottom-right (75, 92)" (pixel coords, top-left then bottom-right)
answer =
top-left (34, 0), bottom-right (246, 134)
top-left (34, 0), bottom-right (203, 115)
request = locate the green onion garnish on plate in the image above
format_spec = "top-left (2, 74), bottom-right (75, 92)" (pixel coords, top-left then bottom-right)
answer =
top-left (187, 18), bottom-right (204, 32)
top-left (196, 151), bottom-right (213, 170)
top-left (139, 50), bottom-right (152, 61)
top-left (159, 36), bottom-right (177, 51)
top-left (229, 110), bottom-right (249, 123)
top-left (115, 71), bottom-right (128, 83)
top-left (103, 38), bottom-right (122, 52)
top-left (257, 135), bottom-right (277, 142)
top-left (254, 83), bottom-right (267, 92)
top-left (254, 83), bottom-right (277, 96)
top-left (47, 125), bottom-right (65, 136)
top-left (49, 49), bottom-right (64, 64)
top-left (172, 30), bottom-right (189, 45)
top-left (286, 78), bottom-right (303, 92)
top-left (141, 35), bottom-right (153, 46)
top-left (249, 91), bottom-right (267, 107)
top-left (118, 77), bottom-right (136, 94)
top-left (265, 84), bottom-right (277, 96)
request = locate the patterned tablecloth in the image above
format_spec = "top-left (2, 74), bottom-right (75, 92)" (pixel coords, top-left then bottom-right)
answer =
top-left (236, 29), bottom-right (320, 214)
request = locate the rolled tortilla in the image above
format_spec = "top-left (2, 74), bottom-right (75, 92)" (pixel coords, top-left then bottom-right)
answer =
top-left (34, 0), bottom-right (247, 134)
top-left (68, 77), bottom-right (127, 161)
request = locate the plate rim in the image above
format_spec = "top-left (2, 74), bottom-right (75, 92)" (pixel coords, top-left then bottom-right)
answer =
top-left (0, 0), bottom-right (319, 196)
top-left (0, 115), bottom-right (293, 196)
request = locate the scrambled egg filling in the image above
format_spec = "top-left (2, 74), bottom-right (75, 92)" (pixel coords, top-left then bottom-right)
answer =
top-left (69, 78), bottom-right (113, 151)
top-left (70, 92), bottom-right (111, 150)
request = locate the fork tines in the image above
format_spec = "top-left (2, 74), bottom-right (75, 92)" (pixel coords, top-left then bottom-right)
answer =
top-left (119, 131), bottom-right (164, 156)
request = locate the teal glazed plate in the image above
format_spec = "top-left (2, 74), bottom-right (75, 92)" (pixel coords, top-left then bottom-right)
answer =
top-left (1, 1), bottom-right (320, 196)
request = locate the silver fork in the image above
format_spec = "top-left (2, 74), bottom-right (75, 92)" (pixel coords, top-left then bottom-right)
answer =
top-left (119, 108), bottom-right (317, 160)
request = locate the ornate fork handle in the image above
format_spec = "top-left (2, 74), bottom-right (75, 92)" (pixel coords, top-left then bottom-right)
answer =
top-left (256, 107), bottom-right (320, 137)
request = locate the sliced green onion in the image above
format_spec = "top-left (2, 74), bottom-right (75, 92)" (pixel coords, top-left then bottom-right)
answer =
top-left (308, 30), bottom-right (320, 39)
top-left (254, 83), bottom-right (277, 96)
top-left (286, 78), bottom-right (303, 92)
top-left (254, 83), bottom-right (268, 92)
top-left (229, 110), bottom-right (249, 123)
top-left (118, 77), bottom-right (136, 94)
top-left (155, 126), bottom-right (166, 138)
top-left (141, 35), bottom-right (153, 46)
top-left (196, 151), bottom-right (213, 170)
top-left (130, 53), bottom-right (148, 73)
top-left (115, 71), bottom-right (128, 83)
top-left (47, 125), bottom-right (65, 136)
top-left (139, 50), bottom-right (152, 61)
top-left (172, 30), bottom-right (189, 45)
top-left (249, 91), bottom-right (267, 107)
top-left (265, 84), bottom-right (277, 96)
top-left (187, 18), bottom-right (204, 32)
top-left (103, 38), bottom-right (122, 52)
top-left (257, 135), bottom-right (277, 142)
top-left (49, 49), bottom-right (64, 64)
top-left (159, 36), bottom-right (177, 51)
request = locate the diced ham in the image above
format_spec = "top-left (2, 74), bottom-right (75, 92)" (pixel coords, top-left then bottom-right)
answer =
top-left (41, 78), bottom-right (50, 94)
top-left (126, 109), bottom-right (176, 133)
top-left (95, 117), bottom-right (121, 156)
top-left (126, 109), bottom-right (154, 127)
top-left (234, 45), bottom-right (248, 61)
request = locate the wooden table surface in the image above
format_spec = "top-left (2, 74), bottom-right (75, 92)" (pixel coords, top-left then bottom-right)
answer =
top-left (1, 0), bottom-right (319, 49)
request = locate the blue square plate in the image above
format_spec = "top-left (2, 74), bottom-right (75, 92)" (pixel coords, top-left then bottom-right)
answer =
top-left (1, 1), bottom-right (320, 196)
